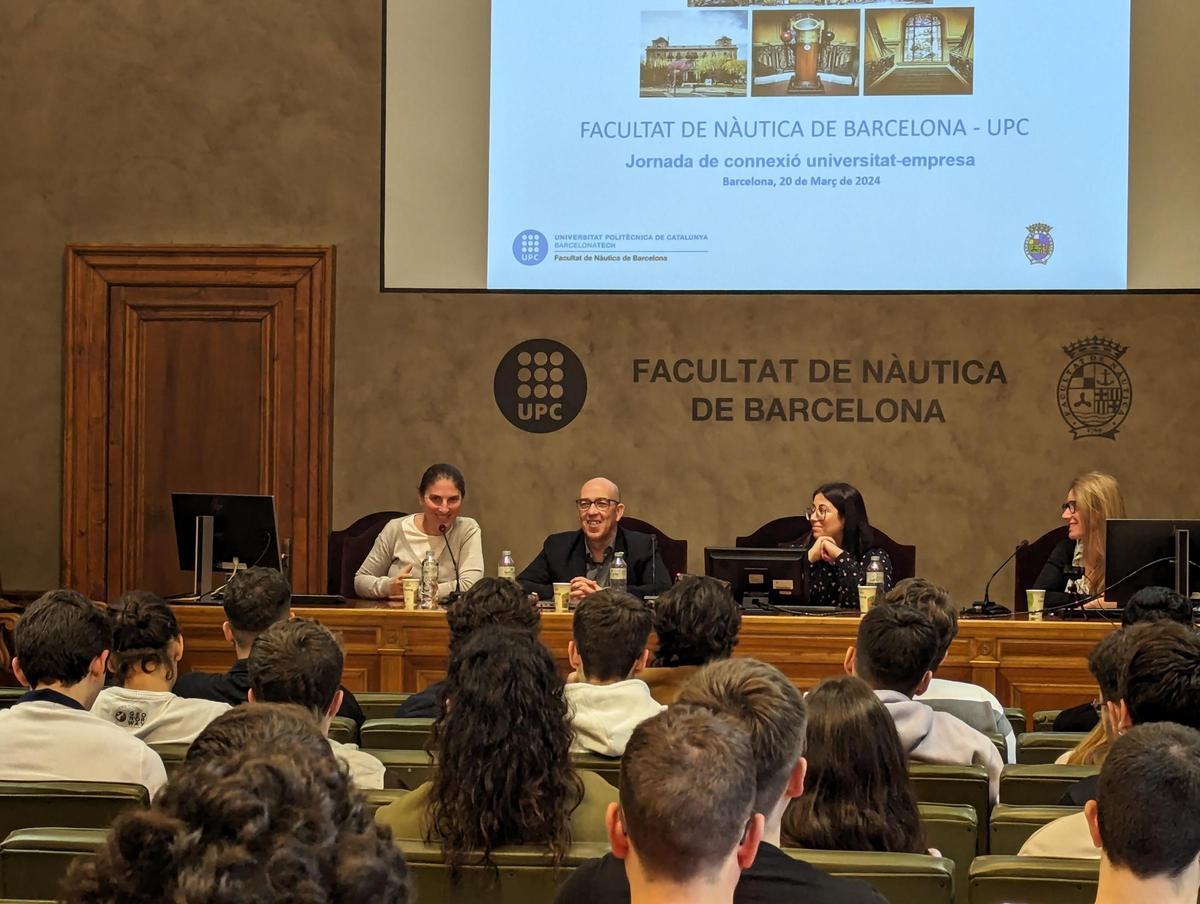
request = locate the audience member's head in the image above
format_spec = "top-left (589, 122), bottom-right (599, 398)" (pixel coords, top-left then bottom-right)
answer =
top-left (1086, 723), bottom-right (1200, 901)
top-left (107, 591), bottom-right (183, 688)
top-left (248, 617), bottom-right (344, 731)
top-left (611, 705), bottom-right (762, 897)
top-left (1123, 586), bottom-right (1193, 628)
top-left (1066, 628), bottom-right (1129, 766)
top-left (781, 675), bottom-right (926, 854)
top-left (63, 704), bottom-right (409, 903)
top-left (428, 627), bottom-right (582, 873)
top-left (848, 604), bottom-right (938, 698)
top-left (677, 658), bottom-right (807, 832)
top-left (882, 577), bottom-right (957, 670)
top-left (186, 702), bottom-right (332, 767)
top-left (221, 566), bottom-right (291, 652)
top-left (445, 576), bottom-right (539, 655)
top-left (651, 575), bottom-right (741, 668)
top-left (13, 590), bottom-right (111, 706)
top-left (1112, 621), bottom-right (1200, 732)
top-left (570, 590), bottom-right (652, 684)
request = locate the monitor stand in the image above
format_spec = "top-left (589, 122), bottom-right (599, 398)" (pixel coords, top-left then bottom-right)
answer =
top-left (192, 514), bottom-right (214, 597)
top-left (1175, 528), bottom-right (1191, 597)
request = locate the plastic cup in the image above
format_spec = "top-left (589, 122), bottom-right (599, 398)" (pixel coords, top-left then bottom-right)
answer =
top-left (858, 585), bottom-right (877, 614)
top-left (553, 583), bottom-right (571, 613)
top-left (1026, 589), bottom-right (1046, 621)
top-left (402, 577), bottom-right (420, 610)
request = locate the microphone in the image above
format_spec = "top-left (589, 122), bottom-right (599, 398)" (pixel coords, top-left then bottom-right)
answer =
top-left (963, 539), bottom-right (1028, 618)
top-left (439, 523), bottom-right (462, 602)
top-left (650, 533), bottom-right (658, 586)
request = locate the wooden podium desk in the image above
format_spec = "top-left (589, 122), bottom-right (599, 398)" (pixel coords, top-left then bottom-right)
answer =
top-left (172, 603), bottom-right (1114, 719)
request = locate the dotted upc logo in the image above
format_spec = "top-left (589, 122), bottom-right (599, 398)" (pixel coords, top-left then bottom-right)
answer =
top-left (494, 339), bottom-right (587, 433)
top-left (512, 229), bottom-right (548, 266)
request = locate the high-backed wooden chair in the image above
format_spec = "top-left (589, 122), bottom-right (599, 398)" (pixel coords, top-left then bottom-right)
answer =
top-left (326, 511), bottom-right (406, 597)
top-left (735, 517), bottom-right (916, 582)
top-left (1013, 525), bottom-right (1069, 610)
top-left (620, 516), bottom-right (687, 583)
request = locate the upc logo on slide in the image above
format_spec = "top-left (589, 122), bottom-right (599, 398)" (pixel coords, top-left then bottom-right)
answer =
top-left (512, 230), bottom-right (548, 266)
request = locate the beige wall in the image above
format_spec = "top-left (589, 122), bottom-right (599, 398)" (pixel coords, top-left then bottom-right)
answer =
top-left (1, 1), bottom-right (1198, 607)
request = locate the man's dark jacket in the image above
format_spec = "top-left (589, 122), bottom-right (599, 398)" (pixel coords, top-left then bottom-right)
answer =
top-left (517, 525), bottom-right (671, 601)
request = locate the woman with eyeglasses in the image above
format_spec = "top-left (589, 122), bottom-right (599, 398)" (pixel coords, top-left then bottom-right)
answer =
top-left (805, 482), bottom-right (893, 608)
top-left (1033, 471), bottom-right (1125, 605)
top-left (354, 463), bottom-right (484, 602)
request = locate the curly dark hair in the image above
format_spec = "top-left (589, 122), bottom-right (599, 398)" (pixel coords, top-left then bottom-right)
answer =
top-left (63, 704), bottom-right (410, 903)
top-left (222, 566), bottom-right (291, 640)
top-left (651, 575), bottom-right (741, 668)
top-left (107, 591), bottom-right (181, 684)
top-left (427, 626), bottom-right (582, 874)
top-left (446, 576), bottom-right (540, 654)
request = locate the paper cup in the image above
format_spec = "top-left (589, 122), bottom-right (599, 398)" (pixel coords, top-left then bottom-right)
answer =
top-left (402, 577), bottom-right (420, 610)
top-left (1026, 589), bottom-right (1046, 621)
top-left (553, 583), bottom-right (571, 613)
top-left (858, 585), bottom-right (877, 614)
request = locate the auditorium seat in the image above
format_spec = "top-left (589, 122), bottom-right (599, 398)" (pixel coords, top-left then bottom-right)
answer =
top-left (988, 804), bottom-right (1082, 854)
top-left (968, 855), bottom-right (1098, 904)
top-left (1003, 707), bottom-right (1027, 735)
top-left (1013, 525), bottom-right (1069, 609)
top-left (0, 688), bottom-right (22, 711)
top-left (1017, 731), bottom-right (1087, 764)
top-left (328, 715), bottom-right (359, 745)
top-left (362, 788), bottom-right (410, 816)
top-left (149, 741), bottom-right (191, 777)
top-left (1033, 709), bottom-right (1064, 731)
top-left (908, 764), bottom-right (990, 853)
top-left (0, 827), bottom-right (105, 901)
top-left (916, 802), bottom-right (977, 895)
top-left (356, 692), bottom-right (412, 720)
top-left (998, 764), bottom-right (1098, 806)
top-left (784, 849), bottom-right (954, 904)
top-left (734, 517), bottom-right (916, 582)
top-left (398, 838), bottom-right (610, 903)
top-left (366, 749), bottom-right (434, 790)
top-left (569, 752), bottom-right (622, 789)
top-left (985, 732), bottom-right (1007, 762)
top-left (0, 781), bottom-right (146, 841)
top-left (619, 516), bottom-right (688, 583)
top-left (359, 718), bottom-right (434, 750)
top-left (327, 511), bottom-right (406, 597)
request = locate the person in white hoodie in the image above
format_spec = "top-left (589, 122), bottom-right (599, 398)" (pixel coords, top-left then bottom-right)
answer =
top-left (247, 617), bottom-right (385, 789)
top-left (845, 604), bottom-right (1003, 802)
top-left (91, 591), bottom-right (229, 744)
top-left (566, 590), bottom-right (664, 756)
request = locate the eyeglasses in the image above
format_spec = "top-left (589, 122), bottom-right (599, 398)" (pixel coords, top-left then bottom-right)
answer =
top-left (805, 505), bottom-right (834, 520)
top-left (576, 498), bottom-right (619, 512)
top-left (1061, 501), bottom-right (1078, 515)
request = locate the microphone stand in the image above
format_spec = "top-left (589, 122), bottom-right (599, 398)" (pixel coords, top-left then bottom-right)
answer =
top-left (439, 523), bottom-right (462, 605)
top-left (963, 539), bottom-right (1028, 618)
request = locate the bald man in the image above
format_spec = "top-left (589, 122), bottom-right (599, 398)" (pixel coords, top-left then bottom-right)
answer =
top-left (518, 477), bottom-right (671, 602)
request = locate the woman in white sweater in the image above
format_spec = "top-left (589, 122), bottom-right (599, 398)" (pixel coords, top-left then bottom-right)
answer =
top-left (354, 463), bottom-right (484, 601)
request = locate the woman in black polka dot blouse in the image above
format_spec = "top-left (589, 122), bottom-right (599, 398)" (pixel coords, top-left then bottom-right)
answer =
top-left (804, 482), bottom-right (893, 608)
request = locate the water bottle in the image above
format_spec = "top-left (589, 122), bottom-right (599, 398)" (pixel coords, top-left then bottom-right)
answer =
top-left (865, 555), bottom-right (885, 588)
top-left (610, 551), bottom-right (628, 593)
top-left (419, 548), bottom-right (439, 609)
top-left (498, 550), bottom-right (516, 580)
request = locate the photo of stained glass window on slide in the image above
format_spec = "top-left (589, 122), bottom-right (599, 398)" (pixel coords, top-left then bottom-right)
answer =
top-left (865, 8), bottom-right (974, 95)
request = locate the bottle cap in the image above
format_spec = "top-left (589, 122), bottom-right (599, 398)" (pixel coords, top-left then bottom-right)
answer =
top-left (615, 551), bottom-right (625, 556)
top-left (502, 550), bottom-right (512, 556)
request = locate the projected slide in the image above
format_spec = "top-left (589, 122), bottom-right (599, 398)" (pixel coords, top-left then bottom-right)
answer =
top-left (488, 0), bottom-right (1130, 291)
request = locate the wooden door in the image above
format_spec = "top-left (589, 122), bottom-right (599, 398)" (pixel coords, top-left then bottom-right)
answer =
top-left (63, 246), bottom-right (334, 600)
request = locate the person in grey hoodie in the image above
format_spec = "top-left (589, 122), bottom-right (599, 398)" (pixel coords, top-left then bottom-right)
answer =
top-left (844, 604), bottom-right (1003, 802)
top-left (565, 591), bottom-right (664, 756)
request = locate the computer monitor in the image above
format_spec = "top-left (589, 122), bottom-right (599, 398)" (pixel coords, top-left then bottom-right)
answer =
top-left (1105, 518), bottom-right (1200, 606)
top-left (171, 493), bottom-right (281, 595)
top-left (704, 546), bottom-right (807, 609)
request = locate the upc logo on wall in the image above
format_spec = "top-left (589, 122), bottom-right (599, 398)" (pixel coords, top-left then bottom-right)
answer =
top-left (494, 339), bottom-right (587, 433)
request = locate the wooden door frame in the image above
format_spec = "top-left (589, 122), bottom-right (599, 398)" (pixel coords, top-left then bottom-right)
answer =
top-left (63, 245), bottom-right (335, 599)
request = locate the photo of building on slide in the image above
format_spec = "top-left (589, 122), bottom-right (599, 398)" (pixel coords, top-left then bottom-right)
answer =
top-left (865, 8), bottom-right (974, 95)
top-left (690, 1), bottom-right (930, 7)
top-left (640, 11), bottom-right (748, 97)
top-left (751, 11), bottom-right (860, 97)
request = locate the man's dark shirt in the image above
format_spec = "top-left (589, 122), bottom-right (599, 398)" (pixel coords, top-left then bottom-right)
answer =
top-left (1052, 702), bottom-right (1100, 733)
top-left (517, 526), bottom-right (671, 601)
top-left (553, 844), bottom-right (887, 904)
top-left (173, 659), bottom-right (365, 725)
top-left (394, 680), bottom-right (444, 718)
top-left (1058, 773), bottom-right (1099, 807)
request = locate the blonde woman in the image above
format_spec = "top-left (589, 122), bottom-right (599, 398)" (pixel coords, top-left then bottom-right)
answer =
top-left (1034, 471), bottom-right (1125, 606)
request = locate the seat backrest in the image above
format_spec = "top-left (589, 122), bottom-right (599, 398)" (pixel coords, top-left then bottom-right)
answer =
top-left (0, 687), bottom-right (23, 711)
top-left (327, 511), bottom-right (406, 596)
top-left (1017, 731), bottom-right (1087, 765)
top-left (0, 781), bottom-right (147, 841)
top-left (784, 849), bottom-right (955, 904)
top-left (366, 748), bottom-right (435, 790)
top-left (398, 839), bottom-right (610, 904)
top-left (1033, 709), bottom-right (1064, 732)
top-left (908, 764), bottom-right (990, 854)
top-left (0, 826), bottom-right (107, 901)
top-left (917, 802), bottom-right (977, 897)
top-left (988, 804), bottom-right (1082, 855)
top-left (148, 741), bottom-right (191, 777)
top-left (620, 516), bottom-right (687, 583)
top-left (361, 787), bottom-right (411, 816)
top-left (359, 718), bottom-right (435, 751)
top-left (1003, 707), bottom-right (1028, 735)
top-left (734, 517), bottom-right (915, 580)
top-left (969, 854), bottom-right (1098, 904)
top-left (328, 715), bottom-right (359, 746)
top-left (1013, 525), bottom-right (1070, 609)
top-left (356, 692), bottom-right (412, 721)
top-left (569, 753), bottom-right (622, 789)
top-left (999, 764), bottom-right (1099, 806)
